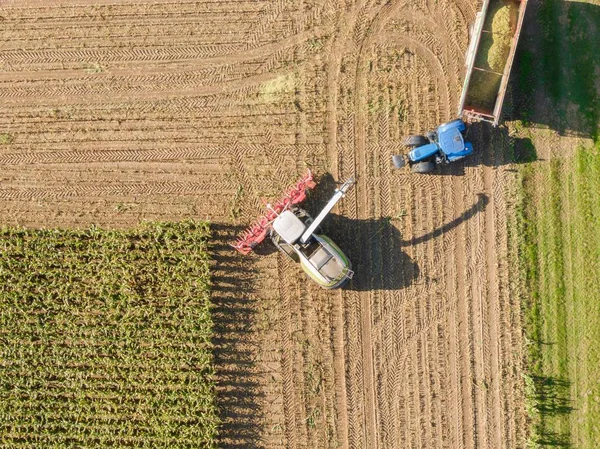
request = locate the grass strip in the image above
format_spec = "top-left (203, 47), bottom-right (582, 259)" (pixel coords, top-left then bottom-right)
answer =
top-left (517, 143), bottom-right (600, 448)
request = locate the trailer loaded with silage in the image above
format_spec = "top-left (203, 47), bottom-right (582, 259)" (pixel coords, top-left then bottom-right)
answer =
top-left (458, 0), bottom-right (528, 126)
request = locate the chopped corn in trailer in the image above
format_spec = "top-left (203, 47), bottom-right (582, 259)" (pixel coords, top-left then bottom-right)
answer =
top-left (459, 0), bottom-right (529, 126)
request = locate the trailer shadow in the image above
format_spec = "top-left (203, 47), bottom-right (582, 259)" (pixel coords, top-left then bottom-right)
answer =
top-left (466, 121), bottom-right (538, 166)
top-left (511, 0), bottom-right (600, 139)
top-left (208, 224), bottom-right (265, 449)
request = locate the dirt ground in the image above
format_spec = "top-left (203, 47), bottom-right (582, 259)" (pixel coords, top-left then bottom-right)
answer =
top-left (0, 1), bottom-right (527, 448)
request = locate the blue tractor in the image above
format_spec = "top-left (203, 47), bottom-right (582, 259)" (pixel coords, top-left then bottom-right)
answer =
top-left (392, 119), bottom-right (474, 173)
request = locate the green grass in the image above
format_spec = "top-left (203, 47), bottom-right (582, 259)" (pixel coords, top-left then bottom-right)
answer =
top-left (0, 221), bottom-right (219, 448)
top-left (516, 143), bottom-right (600, 448)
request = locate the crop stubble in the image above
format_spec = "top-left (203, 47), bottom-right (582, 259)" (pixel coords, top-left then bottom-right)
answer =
top-left (0, 0), bottom-right (525, 448)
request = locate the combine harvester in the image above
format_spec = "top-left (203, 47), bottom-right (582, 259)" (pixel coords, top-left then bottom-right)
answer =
top-left (392, 0), bottom-right (528, 173)
top-left (232, 171), bottom-right (355, 289)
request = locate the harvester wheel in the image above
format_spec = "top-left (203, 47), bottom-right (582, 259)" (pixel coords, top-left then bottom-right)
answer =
top-left (404, 135), bottom-right (428, 148)
top-left (292, 207), bottom-right (309, 218)
top-left (411, 161), bottom-right (435, 174)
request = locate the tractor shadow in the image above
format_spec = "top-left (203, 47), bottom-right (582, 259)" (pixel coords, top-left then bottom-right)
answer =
top-left (208, 224), bottom-right (265, 449)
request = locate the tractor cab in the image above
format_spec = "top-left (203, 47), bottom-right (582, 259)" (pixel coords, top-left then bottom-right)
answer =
top-left (437, 122), bottom-right (473, 162)
top-left (271, 209), bottom-right (353, 289)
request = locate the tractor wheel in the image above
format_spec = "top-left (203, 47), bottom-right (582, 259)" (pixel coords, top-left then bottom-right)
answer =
top-left (302, 212), bottom-right (322, 234)
top-left (404, 135), bottom-right (428, 148)
top-left (392, 155), bottom-right (406, 169)
top-left (411, 161), bottom-right (435, 174)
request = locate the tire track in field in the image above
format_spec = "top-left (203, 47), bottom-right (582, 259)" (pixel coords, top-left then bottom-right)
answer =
top-left (482, 142), bottom-right (503, 449)
top-left (0, 180), bottom-right (238, 201)
top-left (452, 172), bottom-right (477, 449)
top-left (0, 144), bottom-right (325, 166)
top-left (322, 0), bottom-right (373, 446)
top-left (2, 1), bottom-right (267, 15)
top-left (277, 255), bottom-right (303, 449)
top-left (352, 0), bottom-right (454, 447)
top-left (0, 29), bottom-right (323, 78)
top-left (485, 129), bottom-right (524, 449)
top-left (502, 160), bottom-right (527, 448)
top-left (336, 0), bottom-right (463, 446)
top-left (467, 153), bottom-right (490, 449)
top-left (348, 1), bottom-right (389, 447)
top-left (0, 69), bottom-right (292, 108)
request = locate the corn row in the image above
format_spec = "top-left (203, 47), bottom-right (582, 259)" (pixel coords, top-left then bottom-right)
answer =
top-left (0, 220), bottom-right (218, 448)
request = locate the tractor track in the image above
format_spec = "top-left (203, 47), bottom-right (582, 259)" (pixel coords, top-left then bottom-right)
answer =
top-left (0, 145), bottom-right (323, 165)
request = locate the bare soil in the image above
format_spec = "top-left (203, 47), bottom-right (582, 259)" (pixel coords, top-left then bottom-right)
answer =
top-left (0, 1), bottom-right (527, 448)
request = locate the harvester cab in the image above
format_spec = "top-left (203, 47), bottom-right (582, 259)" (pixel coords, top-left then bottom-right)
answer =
top-left (392, 119), bottom-right (474, 174)
top-left (232, 171), bottom-right (355, 289)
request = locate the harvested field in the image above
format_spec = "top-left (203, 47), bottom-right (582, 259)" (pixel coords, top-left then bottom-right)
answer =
top-left (0, 1), bottom-right (528, 448)
top-left (515, 144), bottom-right (600, 449)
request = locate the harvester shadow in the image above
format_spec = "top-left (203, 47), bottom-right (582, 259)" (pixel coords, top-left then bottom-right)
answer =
top-left (511, 0), bottom-right (600, 138)
top-left (209, 223), bottom-right (265, 449)
top-left (326, 193), bottom-right (487, 290)
top-left (245, 209), bottom-right (421, 291)
top-left (304, 175), bottom-right (488, 291)
top-left (321, 214), bottom-right (420, 291)
top-left (294, 173), bottom-right (418, 291)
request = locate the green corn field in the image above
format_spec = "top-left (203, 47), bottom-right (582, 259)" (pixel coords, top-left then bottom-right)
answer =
top-left (0, 220), bottom-right (219, 448)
